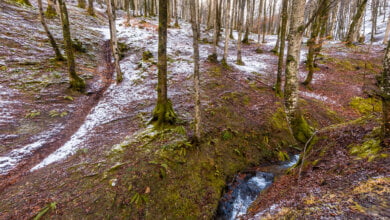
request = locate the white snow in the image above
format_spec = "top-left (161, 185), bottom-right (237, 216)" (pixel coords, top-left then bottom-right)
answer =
top-left (362, 2), bottom-right (390, 45)
top-left (0, 85), bottom-right (21, 126)
top-left (300, 91), bottom-right (337, 105)
top-left (0, 125), bottom-right (64, 175)
top-left (31, 53), bottom-right (152, 171)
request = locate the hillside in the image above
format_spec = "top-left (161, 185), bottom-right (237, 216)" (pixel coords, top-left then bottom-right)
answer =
top-left (0, 0), bottom-right (389, 219)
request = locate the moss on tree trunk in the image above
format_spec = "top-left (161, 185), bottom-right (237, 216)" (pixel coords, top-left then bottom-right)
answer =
top-left (58, 0), bottom-right (86, 92)
top-left (382, 40), bottom-right (390, 146)
top-left (45, 0), bottom-right (57, 19)
top-left (151, 0), bottom-right (177, 128)
top-left (346, 0), bottom-right (368, 46)
top-left (274, 0), bottom-right (288, 96)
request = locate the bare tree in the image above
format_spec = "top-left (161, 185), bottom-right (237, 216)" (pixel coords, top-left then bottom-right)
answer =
top-left (237, 0), bottom-right (246, 65)
top-left (190, 0), bottom-right (201, 141)
top-left (382, 40), bottom-right (390, 146)
top-left (284, 0), bottom-right (311, 143)
top-left (151, 0), bottom-right (177, 127)
top-left (384, 16), bottom-right (390, 44)
top-left (274, 0), bottom-right (288, 96)
top-left (58, 0), bottom-right (86, 91)
top-left (346, 0), bottom-right (368, 45)
top-left (222, 0), bottom-right (231, 65)
top-left (87, 0), bottom-right (95, 16)
top-left (208, 0), bottom-right (219, 62)
top-left (106, 0), bottom-right (123, 83)
top-left (37, 0), bottom-right (64, 61)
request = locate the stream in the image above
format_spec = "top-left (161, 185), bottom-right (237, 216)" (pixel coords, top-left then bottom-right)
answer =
top-left (216, 155), bottom-right (299, 220)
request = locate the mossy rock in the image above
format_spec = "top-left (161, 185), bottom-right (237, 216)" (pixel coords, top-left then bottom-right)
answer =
top-left (349, 139), bottom-right (387, 162)
top-left (142, 50), bottom-right (153, 62)
top-left (201, 38), bottom-right (210, 44)
top-left (207, 53), bottom-right (218, 63)
top-left (118, 42), bottom-right (129, 60)
top-left (45, 6), bottom-right (57, 19)
top-left (72, 39), bottom-right (87, 53)
top-left (13, 0), bottom-right (31, 6)
top-left (255, 48), bottom-right (264, 54)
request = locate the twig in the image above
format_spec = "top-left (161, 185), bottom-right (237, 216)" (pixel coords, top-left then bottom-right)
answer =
top-left (297, 130), bottom-right (318, 184)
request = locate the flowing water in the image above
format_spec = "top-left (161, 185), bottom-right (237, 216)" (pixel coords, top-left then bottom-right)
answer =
top-left (217, 155), bottom-right (299, 220)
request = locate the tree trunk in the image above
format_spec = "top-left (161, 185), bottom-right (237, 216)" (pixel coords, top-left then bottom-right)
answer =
top-left (222, 0), bottom-right (231, 64)
top-left (271, 18), bottom-right (281, 54)
top-left (229, 0), bottom-right (237, 39)
top-left (303, 16), bottom-right (321, 86)
top-left (38, 0), bottom-right (64, 61)
top-left (208, 0), bottom-right (219, 62)
top-left (151, 0), bottom-right (177, 127)
top-left (243, 0), bottom-right (251, 44)
top-left (371, 0), bottom-right (379, 42)
top-left (174, 0), bottom-right (179, 27)
top-left (383, 16), bottom-right (390, 44)
top-left (237, 0), bottom-right (246, 65)
top-left (78, 0), bottom-right (86, 8)
top-left (382, 40), bottom-right (390, 146)
top-left (262, 0), bottom-right (267, 43)
top-left (216, 0), bottom-right (223, 44)
top-left (284, 0), bottom-right (312, 144)
top-left (345, 0), bottom-right (368, 45)
top-left (45, 0), bottom-right (57, 18)
top-left (106, 0), bottom-right (123, 83)
top-left (58, 0), bottom-right (86, 91)
top-left (190, 0), bottom-right (201, 141)
top-left (274, 0), bottom-right (288, 96)
top-left (257, 0), bottom-right (264, 43)
top-left (87, 0), bottom-right (95, 16)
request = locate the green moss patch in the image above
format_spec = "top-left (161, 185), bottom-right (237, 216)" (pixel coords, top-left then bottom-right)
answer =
top-left (349, 139), bottom-right (387, 162)
top-left (349, 96), bottom-right (382, 115)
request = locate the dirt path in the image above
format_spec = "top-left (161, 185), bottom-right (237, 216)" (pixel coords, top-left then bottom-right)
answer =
top-left (0, 40), bottom-right (113, 192)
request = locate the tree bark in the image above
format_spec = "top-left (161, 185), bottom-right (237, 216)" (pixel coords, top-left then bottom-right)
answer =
top-left (58, 0), bottom-right (86, 91)
top-left (262, 0), bottom-right (267, 43)
top-left (274, 0), bottom-right (288, 96)
top-left (38, 0), bottom-right (64, 61)
top-left (236, 0), bottom-right (246, 65)
top-left (345, 0), bottom-right (368, 45)
top-left (384, 16), bottom-right (390, 44)
top-left (190, 0), bottom-right (201, 141)
top-left (87, 0), bottom-right (95, 16)
top-left (382, 40), bottom-right (390, 146)
top-left (303, 15), bottom-right (321, 86)
top-left (106, 0), bottom-right (123, 83)
top-left (371, 0), bottom-right (379, 42)
top-left (151, 0), bottom-right (177, 127)
top-left (284, 0), bottom-right (305, 133)
top-left (78, 0), bottom-right (86, 8)
top-left (222, 0), bottom-right (231, 64)
top-left (208, 0), bottom-right (219, 62)
top-left (243, 0), bottom-right (251, 44)
top-left (45, 0), bottom-right (57, 18)
top-left (257, 0), bottom-right (264, 43)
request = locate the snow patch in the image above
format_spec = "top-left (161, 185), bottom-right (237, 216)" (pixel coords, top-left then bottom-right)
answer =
top-left (300, 91), bottom-right (337, 105)
top-left (0, 125), bottom-right (64, 175)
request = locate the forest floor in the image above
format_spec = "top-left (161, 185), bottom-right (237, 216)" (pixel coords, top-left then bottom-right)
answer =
top-left (0, 0), bottom-right (389, 219)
